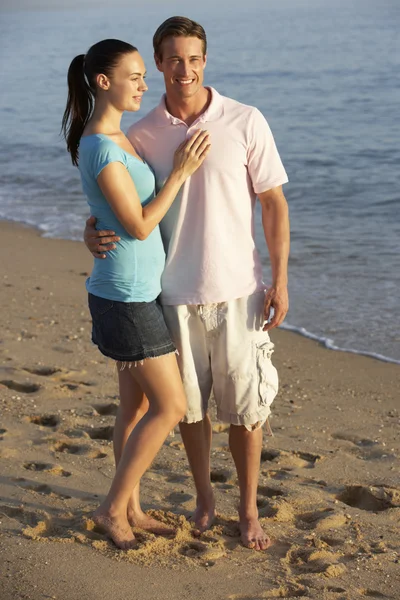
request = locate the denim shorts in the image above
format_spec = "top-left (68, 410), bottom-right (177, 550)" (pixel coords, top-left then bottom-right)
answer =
top-left (88, 293), bottom-right (176, 362)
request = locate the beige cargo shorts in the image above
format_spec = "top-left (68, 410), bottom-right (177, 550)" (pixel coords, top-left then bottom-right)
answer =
top-left (162, 291), bottom-right (278, 432)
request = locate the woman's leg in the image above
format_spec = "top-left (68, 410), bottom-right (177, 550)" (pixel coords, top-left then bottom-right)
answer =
top-left (94, 353), bottom-right (186, 549)
top-left (116, 368), bottom-right (174, 534)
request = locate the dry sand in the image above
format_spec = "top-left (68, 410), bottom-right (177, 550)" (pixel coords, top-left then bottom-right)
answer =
top-left (0, 220), bottom-right (399, 600)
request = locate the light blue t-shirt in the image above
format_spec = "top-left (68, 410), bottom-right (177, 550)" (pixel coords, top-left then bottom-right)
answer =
top-left (78, 134), bottom-right (165, 302)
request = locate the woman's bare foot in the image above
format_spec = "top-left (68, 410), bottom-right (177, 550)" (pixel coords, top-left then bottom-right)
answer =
top-left (127, 508), bottom-right (175, 536)
top-left (239, 515), bottom-right (271, 551)
top-left (93, 510), bottom-right (137, 550)
top-left (192, 493), bottom-right (216, 536)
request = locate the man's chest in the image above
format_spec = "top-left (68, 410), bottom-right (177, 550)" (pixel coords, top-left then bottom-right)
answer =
top-left (135, 124), bottom-right (249, 186)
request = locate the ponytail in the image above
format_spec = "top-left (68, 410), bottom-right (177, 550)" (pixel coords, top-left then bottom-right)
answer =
top-left (62, 40), bottom-right (138, 166)
top-left (61, 54), bottom-right (94, 166)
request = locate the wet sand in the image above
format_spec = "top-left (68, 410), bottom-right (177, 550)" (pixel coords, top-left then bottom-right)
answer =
top-left (0, 221), bottom-right (399, 600)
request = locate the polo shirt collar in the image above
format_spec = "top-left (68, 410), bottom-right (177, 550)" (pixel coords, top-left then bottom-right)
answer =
top-left (152, 87), bottom-right (224, 127)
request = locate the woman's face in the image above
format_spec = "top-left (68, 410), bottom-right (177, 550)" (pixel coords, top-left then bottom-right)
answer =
top-left (99, 51), bottom-right (148, 112)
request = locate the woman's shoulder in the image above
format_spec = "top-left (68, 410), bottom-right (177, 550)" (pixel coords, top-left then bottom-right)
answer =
top-left (80, 134), bottom-right (120, 153)
top-left (79, 135), bottom-right (126, 169)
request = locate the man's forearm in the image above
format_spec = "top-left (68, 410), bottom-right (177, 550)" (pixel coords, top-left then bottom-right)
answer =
top-left (259, 188), bottom-right (290, 287)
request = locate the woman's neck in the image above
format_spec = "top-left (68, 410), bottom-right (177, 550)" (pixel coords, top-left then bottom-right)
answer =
top-left (85, 102), bottom-right (123, 136)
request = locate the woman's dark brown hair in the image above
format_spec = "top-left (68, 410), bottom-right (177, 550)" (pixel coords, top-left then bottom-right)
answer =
top-left (62, 39), bottom-right (137, 166)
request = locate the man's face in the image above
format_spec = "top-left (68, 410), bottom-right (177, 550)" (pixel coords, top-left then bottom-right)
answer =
top-left (155, 36), bottom-right (206, 102)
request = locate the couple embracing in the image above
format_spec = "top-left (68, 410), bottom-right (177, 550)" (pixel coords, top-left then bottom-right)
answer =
top-left (62, 16), bottom-right (289, 552)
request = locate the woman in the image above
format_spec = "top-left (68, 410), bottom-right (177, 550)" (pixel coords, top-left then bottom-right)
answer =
top-left (62, 39), bottom-right (210, 549)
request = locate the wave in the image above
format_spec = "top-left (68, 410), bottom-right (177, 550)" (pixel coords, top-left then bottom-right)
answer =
top-left (280, 323), bottom-right (400, 365)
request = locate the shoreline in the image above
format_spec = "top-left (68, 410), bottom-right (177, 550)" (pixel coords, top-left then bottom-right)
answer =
top-left (2, 217), bottom-right (399, 365)
top-left (0, 219), bottom-right (399, 600)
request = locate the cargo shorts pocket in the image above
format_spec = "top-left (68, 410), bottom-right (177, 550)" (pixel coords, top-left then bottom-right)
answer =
top-left (255, 340), bottom-right (279, 408)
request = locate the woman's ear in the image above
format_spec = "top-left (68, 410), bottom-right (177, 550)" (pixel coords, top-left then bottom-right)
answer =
top-left (96, 73), bottom-right (110, 90)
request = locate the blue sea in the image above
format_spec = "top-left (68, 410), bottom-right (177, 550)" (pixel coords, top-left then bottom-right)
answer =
top-left (1, 0), bottom-right (399, 363)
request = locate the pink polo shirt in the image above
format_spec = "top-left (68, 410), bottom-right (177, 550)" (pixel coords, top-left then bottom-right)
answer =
top-left (127, 88), bottom-right (288, 306)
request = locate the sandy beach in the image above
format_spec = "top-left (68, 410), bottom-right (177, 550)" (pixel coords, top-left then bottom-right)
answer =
top-left (0, 220), bottom-right (399, 600)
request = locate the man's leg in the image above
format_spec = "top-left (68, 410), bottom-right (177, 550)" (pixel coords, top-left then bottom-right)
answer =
top-left (179, 414), bottom-right (216, 532)
top-left (163, 304), bottom-right (215, 532)
top-left (212, 292), bottom-right (279, 550)
top-left (229, 424), bottom-right (270, 550)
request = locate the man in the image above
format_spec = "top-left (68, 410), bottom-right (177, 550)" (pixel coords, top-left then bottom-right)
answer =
top-left (85, 16), bottom-right (290, 551)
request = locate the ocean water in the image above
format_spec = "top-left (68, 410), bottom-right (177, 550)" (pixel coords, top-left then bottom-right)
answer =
top-left (1, 0), bottom-right (399, 363)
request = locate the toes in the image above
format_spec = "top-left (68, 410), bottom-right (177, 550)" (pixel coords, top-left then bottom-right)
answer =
top-left (262, 537), bottom-right (272, 550)
top-left (192, 528), bottom-right (202, 537)
top-left (256, 536), bottom-right (271, 551)
top-left (117, 535), bottom-right (137, 550)
top-left (241, 533), bottom-right (271, 551)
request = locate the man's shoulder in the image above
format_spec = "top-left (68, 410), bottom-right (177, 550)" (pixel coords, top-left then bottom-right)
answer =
top-left (127, 106), bottom-right (160, 138)
top-left (218, 90), bottom-right (260, 117)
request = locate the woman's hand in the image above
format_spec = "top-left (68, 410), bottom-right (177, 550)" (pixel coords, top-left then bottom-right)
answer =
top-left (172, 130), bottom-right (211, 180)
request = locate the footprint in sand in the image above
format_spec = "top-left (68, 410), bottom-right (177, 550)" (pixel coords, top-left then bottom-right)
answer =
top-left (24, 366), bottom-right (61, 377)
top-left (19, 482), bottom-right (71, 500)
top-left (23, 462), bottom-right (71, 477)
top-left (332, 432), bottom-right (378, 447)
top-left (86, 426), bottom-right (114, 441)
top-left (52, 346), bottom-right (74, 354)
top-left (93, 402), bottom-right (118, 416)
top-left (258, 485), bottom-right (286, 499)
top-left (179, 540), bottom-right (226, 561)
top-left (336, 485), bottom-right (400, 512)
top-left (0, 504), bottom-right (62, 542)
top-left (60, 383), bottom-right (79, 391)
top-left (320, 535), bottom-right (347, 548)
top-left (165, 473), bottom-right (189, 484)
top-left (1, 505), bottom-right (102, 544)
top-left (357, 589), bottom-right (392, 598)
top-left (261, 448), bottom-right (281, 462)
top-left (259, 495), bottom-right (295, 522)
top-left (261, 448), bottom-right (322, 469)
top-left (257, 485), bottom-right (286, 511)
top-left (51, 440), bottom-right (107, 459)
top-left (60, 380), bottom-right (96, 390)
top-left (325, 586), bottom-right (347, 594)
top-left (263, 468), bottom-right (294, 480)
top-left (28, 414), bottom-right (59, 428)
top-left (331, 433), bottom-right (394, 461)
top-left (289, 451), bottom-right (322, 468)
top-left (0, 504), bottom-right (47, 529)
top-left (210, 469), bottom-right (235, 484)
top-left (285, 546), bottom-right (347, 578)
top-left (296, 508), bottom-right (347, 531)
top-left (0, 380), bottom-right (40, 393)
top-left (165, 491), bottom-right (193, 504)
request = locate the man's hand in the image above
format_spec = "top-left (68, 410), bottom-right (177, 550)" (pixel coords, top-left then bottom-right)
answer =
top-left (263, 285), bottom-right (289, 331)
top-left (84, 215), bottom-right (120, 259)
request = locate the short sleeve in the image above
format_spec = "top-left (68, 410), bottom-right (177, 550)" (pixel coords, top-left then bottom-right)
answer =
top-left (247, 108), bottom-right (288, 195)
top-left (89, 140), bottom-right (127, 179)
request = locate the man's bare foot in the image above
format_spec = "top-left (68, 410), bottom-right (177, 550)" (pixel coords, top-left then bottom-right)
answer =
top-left (127, 509), bottom-right (175, 536)
top-left (93, 510), bottom-right (137, 550)
top-left (192, 494), bottom-right (216, 535)
top-left (239, 516), bottom-right (271, 551)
